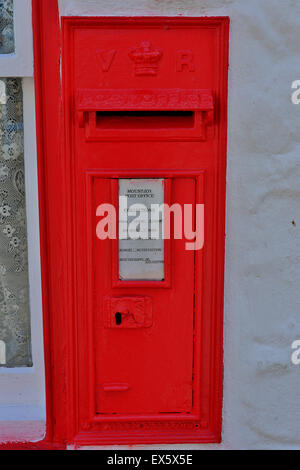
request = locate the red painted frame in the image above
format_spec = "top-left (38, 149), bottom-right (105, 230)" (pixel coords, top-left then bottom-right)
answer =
top-left (32, 0), bottom-right (229, 446)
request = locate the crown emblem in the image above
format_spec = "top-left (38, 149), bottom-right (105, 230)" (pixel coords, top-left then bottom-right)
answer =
top-left (128, 41), bottom-right (163, 76)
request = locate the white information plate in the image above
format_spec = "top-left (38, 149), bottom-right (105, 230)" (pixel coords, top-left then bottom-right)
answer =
top-left (119, 178), bottom-right (164, 281)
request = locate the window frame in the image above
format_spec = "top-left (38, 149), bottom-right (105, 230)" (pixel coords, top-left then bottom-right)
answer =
top-left (0, 0), bottom-right (33, 77)
top-left (0, 0), bottom-right (45, 439)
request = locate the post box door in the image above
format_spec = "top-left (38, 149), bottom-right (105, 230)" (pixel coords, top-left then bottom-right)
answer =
top-left (94, 176), bottom-right (196, 414)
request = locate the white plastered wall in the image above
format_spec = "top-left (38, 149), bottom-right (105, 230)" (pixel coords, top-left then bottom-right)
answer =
top-left (1, 0), bottom-right (300, 449)
top-left (59, 0), bottom-right (300, 450)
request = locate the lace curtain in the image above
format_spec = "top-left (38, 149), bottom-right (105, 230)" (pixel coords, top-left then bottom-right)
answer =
top-left (0, 0), bottom-right (14, 54)
top-left (0, 78), bottom-right (32, 367)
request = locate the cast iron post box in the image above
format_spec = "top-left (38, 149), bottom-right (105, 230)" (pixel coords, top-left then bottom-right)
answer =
top-left (42, 16), bottom-right (229, 445)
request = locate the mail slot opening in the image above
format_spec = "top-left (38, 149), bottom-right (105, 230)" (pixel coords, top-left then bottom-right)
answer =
top-left (95, 111), bottom-right (195, 129)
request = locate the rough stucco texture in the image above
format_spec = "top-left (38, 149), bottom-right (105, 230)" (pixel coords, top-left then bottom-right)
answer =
top-left (58, 0), bottom-right (300, 449)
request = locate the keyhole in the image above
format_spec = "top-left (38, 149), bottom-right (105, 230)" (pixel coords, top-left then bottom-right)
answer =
top-left (115, 312), bottom-right (122, 325)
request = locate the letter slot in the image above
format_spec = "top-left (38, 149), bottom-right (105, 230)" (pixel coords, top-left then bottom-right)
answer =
top-left (77, 88), bottom-right (214, 140)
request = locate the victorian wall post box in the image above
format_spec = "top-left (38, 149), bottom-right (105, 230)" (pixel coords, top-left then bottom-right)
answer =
top-left (34, 13), bottom-right (229, 445)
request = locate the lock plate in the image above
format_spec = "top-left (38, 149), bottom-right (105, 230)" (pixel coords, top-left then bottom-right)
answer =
top-left (104, 296), bottom-right (153, 329)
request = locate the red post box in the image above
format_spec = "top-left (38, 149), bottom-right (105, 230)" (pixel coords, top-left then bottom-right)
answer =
top-left (34, 13), bottom-right (229, 446)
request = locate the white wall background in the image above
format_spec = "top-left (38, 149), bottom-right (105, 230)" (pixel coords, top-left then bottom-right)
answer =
top-left (59, 0), bottom-right (300, 450)
top-left (2, 0), bottom-right (300, 449)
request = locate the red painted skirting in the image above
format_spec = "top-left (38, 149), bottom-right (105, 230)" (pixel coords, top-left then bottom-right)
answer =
top-left (0, 441), bottom-right (65, 450)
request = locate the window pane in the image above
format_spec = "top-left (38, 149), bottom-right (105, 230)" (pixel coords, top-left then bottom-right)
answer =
top-left (0, 78), bottom-right (32, 367)
top-left (0, 0), bottom-right (14, 54)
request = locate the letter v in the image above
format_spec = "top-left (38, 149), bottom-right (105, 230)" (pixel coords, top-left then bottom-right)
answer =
top-left (97, 49), bottom-right (116, 72)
